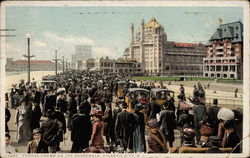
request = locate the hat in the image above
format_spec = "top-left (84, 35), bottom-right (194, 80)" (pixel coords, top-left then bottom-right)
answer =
top-left (134, 103), bottom-right (143, 111)
top-left (217, 108), bottom-right (234, 121)
top-left (46, 109), bottom-right (55, 118)
top-left (32, 128), bottom-right (41, 135)
top-left (90, 109), bottom-right (103, 117)
top-left (122, 102), bottom-right (128, 108)
top-left (147, 119), bottom-right (158, 128)
top-left (5, 133), bottom-right (11, 139)
top-left (223, 120), bottom-right (235, 129)
top-left (209, 136), bottom-right (221, 143)
top-left (213, 99), bottom-right (218, 105)
top-left (183, 128), bottom-right (196, 139)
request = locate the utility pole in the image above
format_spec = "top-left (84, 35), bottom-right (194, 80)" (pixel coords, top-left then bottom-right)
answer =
top-left (62, 56), bottom-right (65, 73)
top-left (66, 59), bottom-right (68, 72)
top-left (53, 49), bottom-right (60, 75)
top-left (23, 34), bottom-right (34, 83)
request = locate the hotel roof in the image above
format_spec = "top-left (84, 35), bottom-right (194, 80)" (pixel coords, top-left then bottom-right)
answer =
top-left (210, 21), bottom-right (243, 43)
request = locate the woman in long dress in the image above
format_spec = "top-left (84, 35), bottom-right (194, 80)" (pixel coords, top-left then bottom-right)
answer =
top-left (16, 99), bottom-right (32, 143)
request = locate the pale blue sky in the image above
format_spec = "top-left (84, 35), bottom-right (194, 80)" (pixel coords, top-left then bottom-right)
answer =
top-left (5, 6), bottom-right (243, 61)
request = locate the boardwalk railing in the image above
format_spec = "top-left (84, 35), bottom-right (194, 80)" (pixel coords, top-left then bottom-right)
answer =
top-left (205, 97), bottom-right (243, 110)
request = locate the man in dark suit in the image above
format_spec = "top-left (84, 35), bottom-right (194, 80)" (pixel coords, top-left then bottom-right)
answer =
top-left (10, 84), bottom-right (19, 109)
top-left (41, 109), bottom-right (62, 153)
top-left (115, 102), bottom-right (134, 152)
top-left (5, 107), bottom-right (11, 133)
top-left (27, 128), bottom-right (48, 153)
top-left (193, 102), bottom-right (207, 145)
top-left (222, 120), bottom-right (240, 153)
top-left (146, 97), bottom-right (161, 120)
top-left (207, 99), bottom-right (221, 136)
top-left (53, 106), bottom-right (66, 151)
top-left (158, 102), bottom-right (176, 147)
top-left (30, 100), bottom-right (42, 133)
top-left (43, 89), bottom-right (57, 116)
top-left (71, 105), bottom-right (92, 153)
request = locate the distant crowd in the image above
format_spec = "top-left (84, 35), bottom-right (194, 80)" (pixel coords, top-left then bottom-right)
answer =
top-left (5, 71), bottom-right (243, 154)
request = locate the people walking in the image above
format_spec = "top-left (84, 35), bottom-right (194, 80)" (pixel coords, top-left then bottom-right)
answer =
top-left (41, 109), bottom-right (62, 153)
top-left (71, 105), bottom-right (92, 153)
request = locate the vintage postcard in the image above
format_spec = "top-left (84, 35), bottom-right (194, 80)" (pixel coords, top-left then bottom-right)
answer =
top-left (0, 0), bottom-right (249, 158)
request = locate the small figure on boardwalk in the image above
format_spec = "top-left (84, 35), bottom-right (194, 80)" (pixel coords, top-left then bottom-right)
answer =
top-left (234, 88), bottom-right (238, 98)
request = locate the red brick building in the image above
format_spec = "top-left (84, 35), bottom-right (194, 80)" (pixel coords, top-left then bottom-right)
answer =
top-left (6, 58), bottom-right (62, 72)
top-left (203, 21), bottom-right (243, 79)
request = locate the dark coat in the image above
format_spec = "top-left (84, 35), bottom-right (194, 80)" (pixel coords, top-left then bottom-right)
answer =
top-left (147, 130), bottom-right (168, 153)
top-left (207, 106), bottom-right (220, 135)
top-left (178, 112), bottom-right (194, 128)
top-left (193, 104), bottom-right (207, 127)
top-left (80, 101), bottom-right (91, 117)
top-left (103, 105), bottom-right (114, 138)
top-left (71, 114), bottom-right (92, 152)
top-left (27, 139), bottom-right (49, 153)
top-left (115, 110), bottom-right (134, 150)
top-left (147, 102), bottom-right (161, 119)
top-left (5, 108), bottom-right (11, 133)
top-left (158, 109), bottom-right (176, 142)
top-left (132, 111), bottom-right (146, 152)
top-left (41, 118), bottom-right (62, 146)
top-left (113, 106), bottom-right (122, 123)
top-left (67, 98), bottom-right (77, 130)
top-left (43, 94), bottom-right (57, 114)
top-left (40, 91), bottom-right (47, 106)
top-left (56, 98), bottom-right (68, 113)
top-left (223, 131), bottom-right (240, 153)
top-left (30, 105), bottom-right (42, 130)
top-left (34, 91), bottom-right (42, 104)
top-left (53, 111), bottom-right (66, 142)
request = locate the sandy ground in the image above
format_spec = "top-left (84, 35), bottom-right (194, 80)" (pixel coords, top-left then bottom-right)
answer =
top-left (139, 80), bottom-right (243, 110)
top-left (5, 71), bottom-right (60, 91)
top-left (4, 72), bottom-right (243, 153)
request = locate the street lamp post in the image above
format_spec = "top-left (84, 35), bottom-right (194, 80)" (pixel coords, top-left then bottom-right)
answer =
top-left (53, 49), bottom-right (60, 75)
top-left (62, 56), bottom-right (65, 73)
top-left (65, 60), bottom-right (68, 72)
top-left (23, 34), bottom-right (34, 84)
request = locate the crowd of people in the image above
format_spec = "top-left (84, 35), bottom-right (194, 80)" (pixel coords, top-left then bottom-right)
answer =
top-left (5, 71), bottom-right (243, 154)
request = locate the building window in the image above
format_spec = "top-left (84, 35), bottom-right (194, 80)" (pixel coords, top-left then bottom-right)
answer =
top-left (205, 73), bottom-right (208, 77)
top-left (211, 73), bottom-right (214, 77)
top-left (217, 74), bottom-right (221, 78)
top-left (223, 74), bottom-right (227, 78)
top-left (230, 74), bottom-right (235, 79)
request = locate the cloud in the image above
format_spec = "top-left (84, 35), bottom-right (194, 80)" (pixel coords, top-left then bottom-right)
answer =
top-left (5, 43), bottom-right (21, 53)
top-left (34, 41), bottom-right (47, 47)
top-left (44, 31), bottom-right (94, 45)
top-left (93, 47), bottom-right (115, 58)
top-left (204, 20), bottom-right (210, 28)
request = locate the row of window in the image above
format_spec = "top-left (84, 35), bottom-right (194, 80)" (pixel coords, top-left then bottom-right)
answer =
top-left (204, 73), bottom-right (235, 79)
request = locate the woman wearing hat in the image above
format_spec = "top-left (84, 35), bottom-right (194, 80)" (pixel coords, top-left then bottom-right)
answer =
top-left (131, 103), bottom-right (146, 153)
top-left (16, 99), bottom-right (32, 143)
top-left (89, 109), bottom-right (105, 151)
top-left (147, 119), bottom-right (168, 153)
